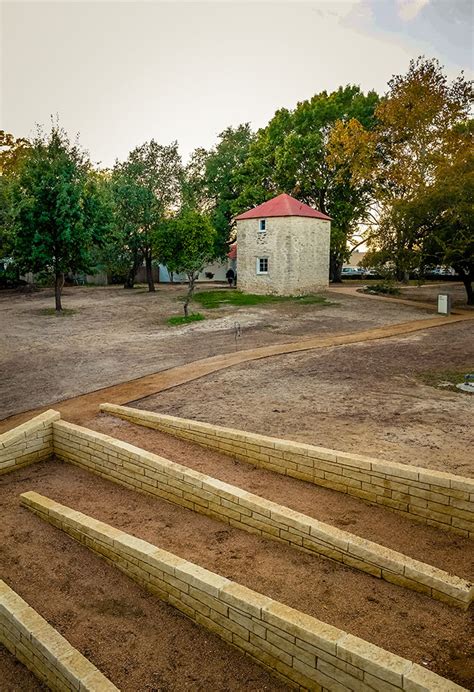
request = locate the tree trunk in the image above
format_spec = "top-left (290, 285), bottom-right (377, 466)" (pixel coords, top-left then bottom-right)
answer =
top-left (145, 252), bottom-right (155, 292)
top-left (461, 275), bottom-right (473, 306)
top-left (329, 253), bottom-right (343, 283)
top-left (124, 251), bottom-right (141, 289)
top-left (55, 272), bottom-right (64, 312)
top-left (453, 265), bottom-right (473, 306)
top-left (183, 273), bottom-right (195, 317)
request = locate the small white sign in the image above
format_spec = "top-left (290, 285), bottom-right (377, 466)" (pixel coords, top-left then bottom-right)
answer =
top-left (437, 294), bottom-right (450, 315)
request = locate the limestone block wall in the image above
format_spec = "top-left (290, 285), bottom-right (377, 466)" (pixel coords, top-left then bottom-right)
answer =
top-left (0, 410), bottom-right (59, 476)
top-left (0, 579), bottom-right (118, 692)
top-left (52, 419), bottom-right (473, 608)
top-left (21, 492), bottom-right (467, 692)
top-left (236, 216), bottom-right (330, 295)
top-left (100, 405), bottom-right (474, 539)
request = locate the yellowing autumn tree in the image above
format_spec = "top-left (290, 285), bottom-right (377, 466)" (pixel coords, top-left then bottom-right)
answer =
top-left (367, 57), bottom-right (473, 284)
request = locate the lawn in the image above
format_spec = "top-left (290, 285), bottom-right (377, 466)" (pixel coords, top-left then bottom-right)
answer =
top-left (193, 290), bottom-right (329, 309)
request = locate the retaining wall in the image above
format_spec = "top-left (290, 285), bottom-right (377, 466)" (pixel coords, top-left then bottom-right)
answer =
top-left (0, 410), bottom-right (59, 476)
top-left (21, 491), bottom-right (467, 692)
top-left (0, 579), bottom-right (118, 692)
top-left (52, 419), bottom-right (473, 609)
top-left (100, 405), bottom-right (474, 540)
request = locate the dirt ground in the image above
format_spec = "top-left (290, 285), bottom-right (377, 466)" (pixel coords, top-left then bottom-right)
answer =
top-left (1, 283), bottom-right (473, 690)
top-left (90, 415), bottom-right (474, 580)
top-left (0, 284), bottom-right (438, 420)
top-left (397, 282), bottom-right (472, 309)
top-left (133, 320), bottom-right (474, 476)
top-left (0, 646), bottom-right (46, 691)
top-left (1, 462), bottom-right (290, 692)
top-left (1, 459), bottom-right (473, 690)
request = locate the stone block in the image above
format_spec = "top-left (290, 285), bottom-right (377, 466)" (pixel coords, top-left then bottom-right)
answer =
top-left (336, 633), bottom-right (412, 687)
top-left (220, 582), bottom-right (273, 619)
top-left (262, 601), bottom-right (342, 656)
top-left (403, 662), bottom-right (467, 691)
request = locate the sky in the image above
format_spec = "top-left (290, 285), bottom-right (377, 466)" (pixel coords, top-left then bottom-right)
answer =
top-left (1, 0), bottom-right (472, 167)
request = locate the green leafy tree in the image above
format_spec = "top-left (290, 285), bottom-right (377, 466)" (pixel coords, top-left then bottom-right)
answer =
top-left (112, 140), bottom-right (182, 291)
top-left (188, 125), bottom-right (254, 258)
top-left (82, 169), bottom-right (116, 279)
top-left (0, 131), bottom-right (31, 260)
top-left (182, 147), bottom-right (212, 213)
top-left (236, 87), bottom-right (379, 280)
top-left (110, 167), bottom-right (145, 288)
top-left (155, 209), bottom-right (216, 316)
top-left (13, 126), bottom-right (101, 311)
top-left (391, 142), bottom-right (474, 303)
top-left (208, 125), bottom-right (255, 257)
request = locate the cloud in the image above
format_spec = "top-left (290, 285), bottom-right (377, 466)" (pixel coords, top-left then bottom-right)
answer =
top-left (397, 0), bottom-right (430, 21)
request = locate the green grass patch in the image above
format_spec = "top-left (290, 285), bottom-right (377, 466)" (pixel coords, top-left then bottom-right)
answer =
top-left (39, 308), bottom-right (77, 316)
top-left (418, 368), bottom-right (474, 392)
top-left (167, 313), bottom-right (205, 326)
top-left (193, 290), bottom-right (329, 309)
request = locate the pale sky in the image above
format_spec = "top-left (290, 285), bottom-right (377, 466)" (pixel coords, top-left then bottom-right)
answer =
top-left (1, 0), bottom-right (472, 167)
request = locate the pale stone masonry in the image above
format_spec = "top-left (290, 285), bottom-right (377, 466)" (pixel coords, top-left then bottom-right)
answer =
top-left (0, 579), bottom-right (118, 691)
top-left (235, 194), bottom-right (331, 296)
top-left (2, 409), bottom-right (472, 606)
top-left (53, 417), bottom-right (473, 609)
top-left (21, 492), bottom-right (468, 692)
top-left (0, 409), bottom-right (59, 475)
top-left (101, 405), bottom-right (474, 540)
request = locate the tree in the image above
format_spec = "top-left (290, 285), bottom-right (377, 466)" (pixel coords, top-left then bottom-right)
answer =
top-left (368, 57), bottom-right (473, 283)
top-left (155, 209), bottom-right (216, 316)
top-left (12, 126), bottom-right (101, 311)
top-left (208, 125), bottom-right (255, 257)
top-left (235, 87), bottom-right (380, 280)
top-left (0, 130), bottom-right (30, 176)
top-left (0, 131), bottom-right (31, 260)
top-left (188, 125), bottom-right (255, 258)
top-left (110, 167), bottom-right (146, 288)
top-left (112, 140), bottom-right (182, 292)
top-left (392, 142), bottom-right (474, 303)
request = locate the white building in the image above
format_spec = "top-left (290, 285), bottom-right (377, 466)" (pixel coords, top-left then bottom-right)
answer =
top-left (235, 193), bottom-right (331, 296)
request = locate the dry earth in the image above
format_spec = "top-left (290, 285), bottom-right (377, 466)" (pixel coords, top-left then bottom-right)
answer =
top-left (133, 320), bottom-right (474, 476)
top-left (1, 460), bottom-right (472, 689)
top-left (91, 414), bottom-right (473, 580)
top-left (1, 282), bottom-right (473, 690)
top-left (0, 283), bottom-right (438, 420)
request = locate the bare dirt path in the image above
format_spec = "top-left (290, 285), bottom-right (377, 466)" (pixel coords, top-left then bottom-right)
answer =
top-left (1, 460), bottom-right (472, 688)
top-left (0, 311), bottom-right (470, 434)
top-left (327, 281), bottom-right (473, 312)
top-left (3, 284), bottom-right (435, 421)
top-left (3, 282), bottom-right (465, 423)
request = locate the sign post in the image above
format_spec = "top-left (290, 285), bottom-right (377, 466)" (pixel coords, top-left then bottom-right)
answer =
top-left (437, 294), bottom-right (451, 315)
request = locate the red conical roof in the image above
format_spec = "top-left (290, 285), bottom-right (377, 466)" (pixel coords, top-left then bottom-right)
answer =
top-left (235, 193), bottom-right (331, 221)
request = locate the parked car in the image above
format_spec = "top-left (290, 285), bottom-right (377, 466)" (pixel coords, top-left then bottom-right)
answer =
top-left (424, 266), bottom-right (457, 280)
top-left (341, 267), bottom-right (365, 277)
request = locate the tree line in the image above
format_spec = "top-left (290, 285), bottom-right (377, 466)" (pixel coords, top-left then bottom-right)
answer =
top-left (0, 56), bottom-right (472, 310)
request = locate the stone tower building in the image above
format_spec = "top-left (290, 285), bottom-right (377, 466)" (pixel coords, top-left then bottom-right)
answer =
top-left (235, 193), bottom-right (331, 296)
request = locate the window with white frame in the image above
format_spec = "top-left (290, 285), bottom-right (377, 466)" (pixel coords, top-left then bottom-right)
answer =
top-left (257, 257), bottom-right (269, 274)
top-left (259, 219), bottom-right (266, 232)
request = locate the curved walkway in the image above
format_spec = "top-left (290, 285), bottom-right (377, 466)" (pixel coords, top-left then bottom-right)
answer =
top-left (1, 311), bottom-right (471, 433)
top-left (326, 283), bottom-right (473, 314)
